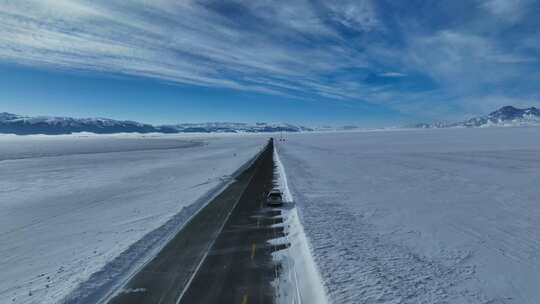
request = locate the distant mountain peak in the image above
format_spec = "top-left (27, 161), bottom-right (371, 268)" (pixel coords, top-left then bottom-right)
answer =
top-left (414, 105), bottom-right (540, 129)
top-left (487, 106), bottom-right (540, 121)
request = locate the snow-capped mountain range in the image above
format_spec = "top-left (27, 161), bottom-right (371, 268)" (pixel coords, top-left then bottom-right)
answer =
top-left (4, 105), bottom-right (535, 135)
top-left (414, 106), bottom-right (540, 128)
top-left (169, 122), bottom-right (313, 133)
top-left (0, 112), bottom-right (312, 135)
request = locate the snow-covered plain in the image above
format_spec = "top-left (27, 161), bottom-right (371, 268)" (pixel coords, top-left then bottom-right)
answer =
top-left (0, 134), bottom-right (267, 304)
top-left (276, 127), bottom-right (540, 304)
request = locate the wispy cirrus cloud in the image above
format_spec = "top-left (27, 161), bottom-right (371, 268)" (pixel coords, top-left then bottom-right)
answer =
top-left (379, 72), bottom-right (407, 78)
top-left (0, 0), bottom-right (539, 121)
top-left (0, 0), bottom-right (377, 99)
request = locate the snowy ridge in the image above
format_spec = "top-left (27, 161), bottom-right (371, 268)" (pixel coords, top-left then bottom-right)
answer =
top-left (414, 105), bottom-right (540, 128)
top-left (272, 145), bottom-right (329, 304)
top-left (171, 122), bottom-right (313, 133)
top-left (0, 112), bottom-right (312, 135)
top-left (0, 112), bottom-right (161, 135)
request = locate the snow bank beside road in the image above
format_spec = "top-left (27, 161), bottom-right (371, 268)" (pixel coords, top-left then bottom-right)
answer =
top-left (0, 135), bottom-right (267, 304)
top-left (278, 127), bottom-right (540, 304)
top-left (272, 146), bottom-right (329, 304)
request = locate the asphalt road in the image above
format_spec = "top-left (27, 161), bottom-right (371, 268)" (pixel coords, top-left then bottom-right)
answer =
top-left (108, 139), bottom-right (284, 304)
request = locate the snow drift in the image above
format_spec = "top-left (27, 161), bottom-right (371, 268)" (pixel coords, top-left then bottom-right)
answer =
top-left (272, 145), bottom-right (329, 304)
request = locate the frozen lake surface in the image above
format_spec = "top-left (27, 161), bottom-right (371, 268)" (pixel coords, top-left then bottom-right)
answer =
top-left (277, 127), bottom-right (540, 304)
top-left (0, 134), bottom-right (267, 304)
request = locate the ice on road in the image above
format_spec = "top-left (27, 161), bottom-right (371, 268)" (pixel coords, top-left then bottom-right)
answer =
top-left (277, 127), bottom-right (540, 304)
top-left (0, 134), bottom-right (266, 304)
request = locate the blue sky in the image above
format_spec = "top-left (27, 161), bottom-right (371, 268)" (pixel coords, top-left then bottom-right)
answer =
top-left (0, 0), bottom-right (539, 127)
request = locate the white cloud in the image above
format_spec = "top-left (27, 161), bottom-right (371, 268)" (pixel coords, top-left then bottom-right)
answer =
top-left (0, 0), bottom-right (538, 123)
top-left (480, 0), bottom-right (526, 20)
top-left (0, 0), bottom-right (363, 97)
top-left (379, 72), bottom-right (407, 78)
top-left (325, 0), bottom-right (381, 32)
top-left (405, 30), bottom-right (533, 92)
top-left (0, 0), bottom-right (390, 108)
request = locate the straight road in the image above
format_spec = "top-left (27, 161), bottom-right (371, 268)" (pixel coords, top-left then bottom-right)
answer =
top-left (109, 139), bottom-right (285, 304)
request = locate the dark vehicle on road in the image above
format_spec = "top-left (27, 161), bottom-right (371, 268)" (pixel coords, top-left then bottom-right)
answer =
top-left (266, 189), bottom-right (283, 206)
